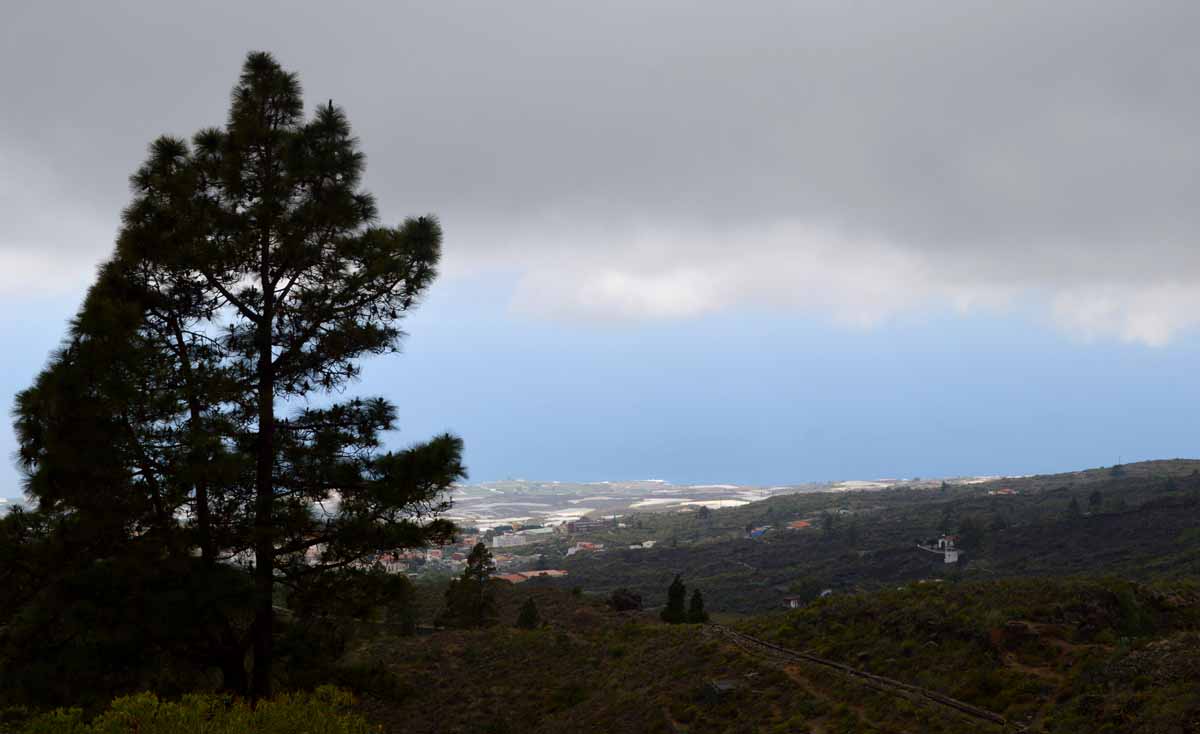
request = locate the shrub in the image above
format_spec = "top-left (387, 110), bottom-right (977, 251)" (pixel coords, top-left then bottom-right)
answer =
top-left (608, 588), bottom-right (643, 611)
top-left (20, 686), bottom-right (371, 734)
top-left (516, 597), bottom-right (541, 629)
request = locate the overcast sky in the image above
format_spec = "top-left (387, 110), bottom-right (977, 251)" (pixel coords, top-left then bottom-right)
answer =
top-left (3, 1), bottom-right (1200, 494)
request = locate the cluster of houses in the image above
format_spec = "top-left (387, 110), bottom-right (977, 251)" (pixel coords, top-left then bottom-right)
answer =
top-left (283, 512), bottom-right (653, 581)
top-left (368, 532), bottom-right (489, 574)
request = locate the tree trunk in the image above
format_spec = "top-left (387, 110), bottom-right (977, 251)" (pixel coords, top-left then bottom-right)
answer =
top-left (251, 238), bottom-right (276, 700)
top-left (220, 650), bottom-right (250, 696)
top-left (251, 383), bottom-right (275, 699)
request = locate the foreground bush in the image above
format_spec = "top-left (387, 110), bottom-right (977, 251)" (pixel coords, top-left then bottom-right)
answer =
top-left (20, 686), bottom-right (371, 734)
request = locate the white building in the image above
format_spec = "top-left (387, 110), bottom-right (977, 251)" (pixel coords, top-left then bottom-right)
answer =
top-left (917, 535), bottom-right (961, 564)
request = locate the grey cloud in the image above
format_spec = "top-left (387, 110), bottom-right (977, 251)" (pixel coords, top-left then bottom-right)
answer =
top-left (3, 0), bottom-right (1200, 340)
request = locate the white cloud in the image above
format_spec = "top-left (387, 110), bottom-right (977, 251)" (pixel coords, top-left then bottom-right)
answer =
top-left (503, 222), bottom-right (936, 325)
top-left (462, 218), bottom-right (1200, 347)
top-left (1050, 284), bottom-right (1200, 347)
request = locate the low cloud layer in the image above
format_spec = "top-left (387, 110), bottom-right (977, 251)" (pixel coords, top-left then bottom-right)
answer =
top-left (4, 1), bottom-right (1200, 344)
top-left (468, 219), bottom-right (1200, 345)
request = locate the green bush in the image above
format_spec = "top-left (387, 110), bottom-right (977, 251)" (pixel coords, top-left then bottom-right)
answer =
top-left (20, 686), bottom-right (371, 734)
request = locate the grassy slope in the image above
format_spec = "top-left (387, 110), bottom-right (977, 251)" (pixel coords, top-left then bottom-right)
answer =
top-left (739, 577), bottom-right (1200, 733)
top-left (340, 585), bottom-right (979, 734)
top-left (341, 577), bottom-right (1200, 734)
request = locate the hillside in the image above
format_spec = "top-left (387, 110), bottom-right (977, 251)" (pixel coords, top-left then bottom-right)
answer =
top-left (7, 460), bottom-right (1200, 733)
top-left (333, 585), bottom-right (990, 734)
top-left (739, 577), bottom-right (1200, 733)
top-left (324, 577), bottom-right (1200, 734)
top-left (10, 577), bottom-right (1198, 733)
top-left (538, 460), bottom-right (1200, 614)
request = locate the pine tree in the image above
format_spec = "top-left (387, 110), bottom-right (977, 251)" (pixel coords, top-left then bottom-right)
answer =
top-left (687, 589), bottom-right (709, 623)
top-left (661, 574), bottom-right (687, 624)
top-left (1067, 496), bottom-right (1082, 519)
top-left (1089, 489), bottom-right (1103, 510)
top-left (516, 597), bottom-right (541, 629)
top-left (439, 542), bottom-right (498, 629)
top-left (12, 52), bottom-right (465, 697)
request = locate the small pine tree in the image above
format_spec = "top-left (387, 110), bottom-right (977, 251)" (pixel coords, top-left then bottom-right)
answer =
top-left (661, 574), bottom-right (687, 624)
top-left (687, 589), bottom-right (709, 623)
top-left (516, 597), bottom-right (540, 629)
top-left (1089, 489), bottom-right (1103, 509)
top-left (438, 542), bottom-right (497, 628)
top-left (1067, 496), bottom-right (1082, 520)
top-left (464, 541), bottom-right (497, 584)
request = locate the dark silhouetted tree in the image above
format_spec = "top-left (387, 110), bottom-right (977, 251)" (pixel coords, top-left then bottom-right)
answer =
top-left (1067, 496), bottom-right (1082, 520)
top-left (661, 574), bottom-right (687, 624)
top-left (687, 589), bottom-right (709, 623)
top-left (1089, 489), bottom-right (1103, 510)
top-left (439, 542), bottom-right (497, 628)
top-left (11, 52), bottom-right (464, 698)
top-left (516, 597), bottom-right (540, 629)
top-left (697, 505), bottom-right (712, 521)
